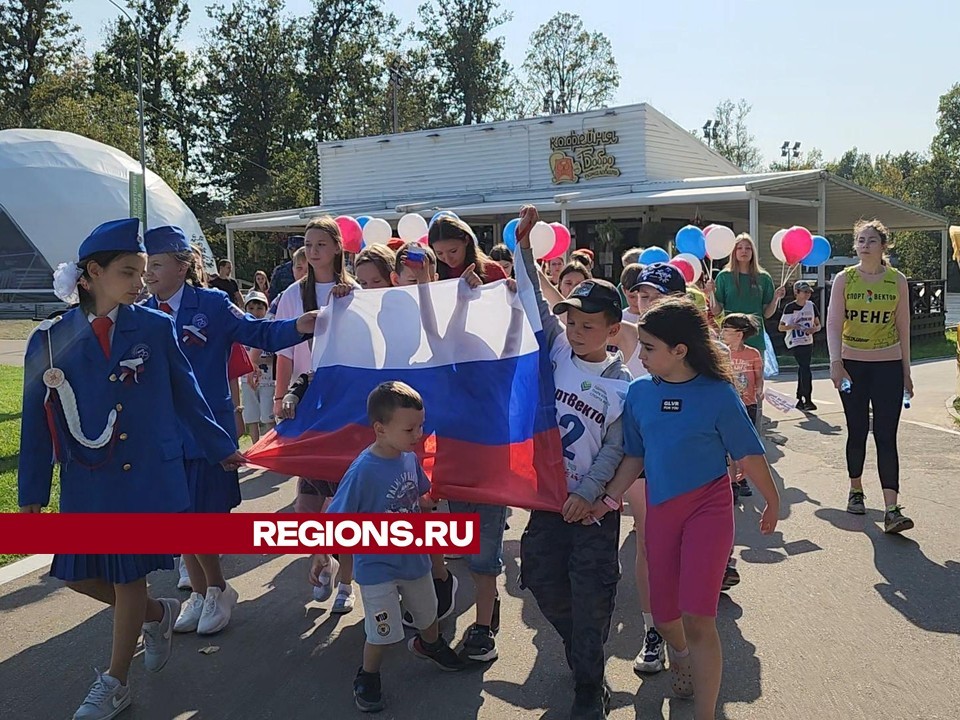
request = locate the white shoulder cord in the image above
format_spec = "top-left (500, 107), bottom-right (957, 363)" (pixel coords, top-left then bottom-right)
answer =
top-left (40, 319), bottom-right (117, 449)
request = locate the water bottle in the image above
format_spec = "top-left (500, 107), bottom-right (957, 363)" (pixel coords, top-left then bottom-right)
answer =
top-left (903, 390), bottom-right (912, 409)
top-left (840, 378), bottom-right (852, 393)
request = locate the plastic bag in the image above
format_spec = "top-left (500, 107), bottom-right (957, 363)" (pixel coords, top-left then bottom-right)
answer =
top-left (763, 330), bottom-right (779, 379)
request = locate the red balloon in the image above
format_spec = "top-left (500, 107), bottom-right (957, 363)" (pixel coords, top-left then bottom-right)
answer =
top-left (669, 258), bottom-right (695, 283)
top-left (335, 215), bottom-right (363, 253)
top-left (543, 222), bottom-right (572, 261)
top-left (781, 226), bottom-right (814, 265)
top-left (417, 234), bottom-right (428, 246)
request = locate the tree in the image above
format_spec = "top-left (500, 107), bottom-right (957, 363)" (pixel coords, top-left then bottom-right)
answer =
top-left (0, 0), bottom-right (80, 125)
top-left (198, 0), bottom-right (312, 209)
top-left (93, 0), bottom-right (199, 179)
top-left (707, 98), bottom-right (763, 172)
top-left (416, 0), bottom-right (513, 125)
top-left (301, 0), bottom-right (397, 144)
top-left (519, 12), bottom-right (619, 116)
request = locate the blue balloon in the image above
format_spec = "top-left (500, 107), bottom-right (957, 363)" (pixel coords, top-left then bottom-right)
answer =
top-left (430, 210), bottom-right (459, 227)
top-left (675, 225), bottom-right (706, 259)
top-left (356, 215), bottom-right (372, 228)
top-left (802, 235), bottom-right (832, 266)
top-left (638, 246), bottom-right (670, 265)
top-left (503, 218), bottom-right (520, 251)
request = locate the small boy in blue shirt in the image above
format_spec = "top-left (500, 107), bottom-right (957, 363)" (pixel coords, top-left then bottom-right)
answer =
top-left (313, 381), bottom-right (464, 712)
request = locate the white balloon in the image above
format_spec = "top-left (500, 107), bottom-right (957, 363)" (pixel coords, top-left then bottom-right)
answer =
top-left (703, 224), bottom-right (736, 260)
top-left (530, 221), bottom-right (555, 259)
top-left (363, 217), bottom-right (392, 245)
top-left (770, 228), bottom-right (788, 263)
top-left (397, 213), bottom-right (428, 243)
top-left (674, 252), bottom-right (703, 283)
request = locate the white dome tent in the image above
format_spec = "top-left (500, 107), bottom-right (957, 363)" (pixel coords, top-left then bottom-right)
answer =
top-left (0, 129), bottom-right (211, 306)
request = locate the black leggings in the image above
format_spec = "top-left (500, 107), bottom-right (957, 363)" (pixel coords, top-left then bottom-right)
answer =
top-left (792, 344), bottom-right (813, 402)
top-left (839, 360), bottom-right (904, 492)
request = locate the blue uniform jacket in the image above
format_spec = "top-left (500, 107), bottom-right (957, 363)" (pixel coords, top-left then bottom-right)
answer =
top-left (145, 284), bottom-right (305, 458)
top-left (18, 304), bottom-right (238, 512)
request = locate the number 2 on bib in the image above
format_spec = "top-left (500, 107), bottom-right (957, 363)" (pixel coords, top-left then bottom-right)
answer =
top-left (559, 414), bottom-right (586, 461)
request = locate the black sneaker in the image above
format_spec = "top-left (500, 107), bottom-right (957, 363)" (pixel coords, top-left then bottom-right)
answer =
top-left (721, 565), bottom-right (741, 592)
top-left (461, 624), bottom-right (497, 662)
top-left (571, 684), bottom-right (607, 719)
top-left (633, 627), bottom-right (666, 673)
top-left (491, 594), bottom-right (501, 635)
top-left (738, 479), bottom-right (752, 497)
top-left (805, 400), bottom-right (817, 411)
top-left (353, 667), bottom-right (384, 713)
top-left (435, 573), bottom-right (458, 621)
top-left (403, 573), bottom-right (459, 626)
top-left (408, 635), bottom-right (467, 671)
top-left (846, 490), bottom-right (866, 515)
top-left (884, 506), bottom-right (914, 534)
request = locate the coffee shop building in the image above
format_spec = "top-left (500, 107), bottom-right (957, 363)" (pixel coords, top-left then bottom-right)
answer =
top-left (218, 103), bottom-right (950, 333)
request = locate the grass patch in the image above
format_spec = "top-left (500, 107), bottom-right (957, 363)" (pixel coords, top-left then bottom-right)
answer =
top-left (0, 366), bottom-right (60, 566)
top-left (0, 319), bottom-right (38, 340)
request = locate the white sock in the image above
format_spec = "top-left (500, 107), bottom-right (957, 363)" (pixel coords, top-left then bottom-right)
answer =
top-left (338, 582), bottom-right (353, 593)
top-left (642, 612), bottom-right (655, 631)
top-left (670, 646), bottom-right (690, 660)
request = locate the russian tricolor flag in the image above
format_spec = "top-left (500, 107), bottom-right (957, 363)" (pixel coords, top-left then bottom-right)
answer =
top-left (245, 271), bottom-right (567, 511)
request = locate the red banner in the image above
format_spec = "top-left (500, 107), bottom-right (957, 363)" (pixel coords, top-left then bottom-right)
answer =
top-left (0, 513), bottom-right (481, 555)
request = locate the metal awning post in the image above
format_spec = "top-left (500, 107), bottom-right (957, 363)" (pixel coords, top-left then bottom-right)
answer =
top-left (942, 227), bottom-right (949, 281)
top-left (818, 177), bottom-right (827, 307)
top-left (226, 226), bottom-right (235, 267)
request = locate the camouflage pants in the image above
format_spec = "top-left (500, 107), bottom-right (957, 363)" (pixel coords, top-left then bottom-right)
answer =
top-left (520, 509), bottom-right (621, 690)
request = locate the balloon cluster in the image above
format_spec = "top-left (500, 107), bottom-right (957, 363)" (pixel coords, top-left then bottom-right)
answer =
top-left (333, 212), bottom-right (456, 254)
top-left (503, 218), bottom-right (571, 260)
top-left (770, 227), bottom-right (831, 267)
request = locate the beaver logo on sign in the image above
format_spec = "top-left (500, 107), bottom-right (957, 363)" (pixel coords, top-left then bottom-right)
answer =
top-left (549, 128), bottom-right (621, 184)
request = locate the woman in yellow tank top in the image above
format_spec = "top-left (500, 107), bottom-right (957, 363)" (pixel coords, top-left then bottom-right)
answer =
top-left (826, 219), bottom-right (914, 534)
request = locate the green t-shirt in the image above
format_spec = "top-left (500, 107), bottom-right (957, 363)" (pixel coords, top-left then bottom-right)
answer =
top-left (715, 270), bottom-right (774, 351)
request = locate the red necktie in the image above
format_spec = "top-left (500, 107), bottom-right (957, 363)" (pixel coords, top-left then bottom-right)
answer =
top-left (159, 302), bottom-right (173, 315)
top-left (91, 317), bottom-right (113, 359)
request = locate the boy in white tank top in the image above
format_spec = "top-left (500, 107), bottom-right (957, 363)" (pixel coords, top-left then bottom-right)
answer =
top-left (514, 206), bottom-right (632, 718)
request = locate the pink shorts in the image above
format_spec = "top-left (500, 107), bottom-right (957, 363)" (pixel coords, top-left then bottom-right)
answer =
top-left (645, 476), bottom-right (734, 622)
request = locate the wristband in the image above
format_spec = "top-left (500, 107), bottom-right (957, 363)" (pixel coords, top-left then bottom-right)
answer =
top-left (601, 494), bottom-right (620, 511)
top-left (273, 396), bottom-right (284, 401)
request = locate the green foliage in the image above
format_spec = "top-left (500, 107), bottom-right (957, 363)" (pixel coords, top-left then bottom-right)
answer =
top-left (519, 12), bottom-right (619, 116)
top-left (0, 0), bottom-right (80, 125)
top-left (709, 99), bottom-right (763, 172)
top-left (416, 0), bottom-right (513, 125)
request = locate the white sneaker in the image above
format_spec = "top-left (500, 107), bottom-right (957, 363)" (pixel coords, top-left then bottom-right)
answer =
top-left (312, 556), bottom-right (340, 603)
top-left (197, 583), bottom-right (238, 635)
top-left (330, 583), bottom-right (355, 614)
top-left (174, 592), bottom-right (204, 633)
top-left (73, 669), bottom-right (130, 720)
top-left (142, 597), bottom-right (179, 673)
top-left (177, 557), bottom-right (191, 591)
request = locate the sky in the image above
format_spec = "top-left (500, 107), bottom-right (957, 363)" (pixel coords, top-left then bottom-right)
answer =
top-left (72, 0), bottom-right (958, 164)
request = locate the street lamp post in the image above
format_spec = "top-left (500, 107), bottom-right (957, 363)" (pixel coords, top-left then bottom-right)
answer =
top-left (107, 0), bottom-right (147, 223)
top-left (388, 59), bottom-right (406, 134)
top-left (781, 140), bottom-right (802, 170)
top-left (702, 119), bottom-right (720, 147)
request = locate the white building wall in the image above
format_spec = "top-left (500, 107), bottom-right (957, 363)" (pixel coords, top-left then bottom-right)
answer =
top-left (317, 104), bottom-right (740, 208)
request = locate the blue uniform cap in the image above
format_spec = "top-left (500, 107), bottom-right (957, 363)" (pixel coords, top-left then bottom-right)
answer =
top-left (144, 225), bottom-right (192, 256)
top-left (287, 235), bottom-right (305, 251)
top-left (78, 219), bottom-right (145, 261)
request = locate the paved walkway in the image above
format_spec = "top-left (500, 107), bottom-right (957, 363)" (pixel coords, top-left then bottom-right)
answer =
top-left (1, 362), bottom-right (959, 719)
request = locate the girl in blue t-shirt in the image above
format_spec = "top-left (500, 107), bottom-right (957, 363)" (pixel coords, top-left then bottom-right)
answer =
top-left (588, 297), bottom-right (780, 720)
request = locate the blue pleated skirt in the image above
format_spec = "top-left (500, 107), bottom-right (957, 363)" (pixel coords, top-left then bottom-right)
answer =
top-left (184, 458), bottom-right (241, 513)
top-left (51, 553), bottom-right (174, 583)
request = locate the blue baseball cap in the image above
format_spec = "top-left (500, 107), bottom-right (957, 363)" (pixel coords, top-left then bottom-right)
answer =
top-left (144, 225), bottom-right (191, 255)
top-left (78, 219), bottom-right (144, 261)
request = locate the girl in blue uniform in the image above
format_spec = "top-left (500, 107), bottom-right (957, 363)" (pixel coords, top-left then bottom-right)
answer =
top-left (142, 226), bottom-right (316, 636)
top-left (18, 219), bottom-right (245, 720)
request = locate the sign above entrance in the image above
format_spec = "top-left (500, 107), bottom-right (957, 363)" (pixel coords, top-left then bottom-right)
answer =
top-left (549, 129), bottom-right (621, 184)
